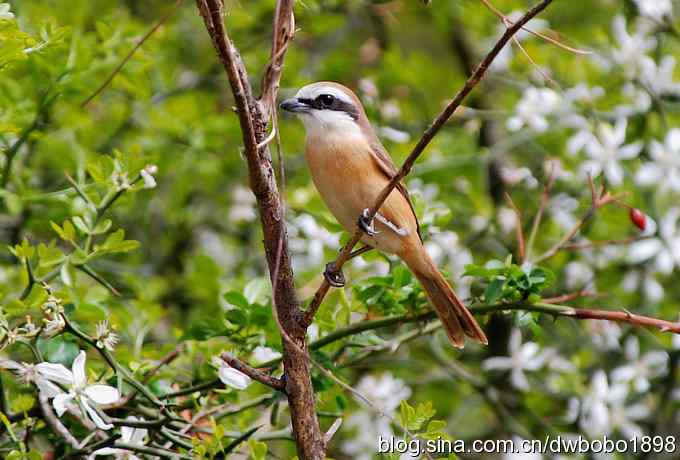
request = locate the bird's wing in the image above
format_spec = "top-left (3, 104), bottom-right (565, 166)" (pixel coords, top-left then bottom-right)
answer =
top-left (368, 140), bottom-right (422, 241)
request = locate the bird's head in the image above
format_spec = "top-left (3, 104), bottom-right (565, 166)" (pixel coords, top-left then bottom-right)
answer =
top-left (280, 82), bottom-right (367, 138)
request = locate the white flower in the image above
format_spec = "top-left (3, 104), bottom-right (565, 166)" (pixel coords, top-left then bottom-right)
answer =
top-left (482, 329), bottom-right (548, 391)
top-left (95, 320), bottom-right (119, 351)
top-left (588, 321), bottom-right (622, 351)
top-left (90, 416), bottom-right (147, 460)
top-left (289, 214), bottom-right (340, 271)
top-left (576, 119), bottom-right (642, 186)
top-left (212, 356), bottom-right (251, 390)
top-left (425, 230), bottom-right (473, 298)
top-left (379, 100), bottom-right (401, 120)
top-left (139, 165), bottom-right (157, 189)
top-left (549, 194), bottom-right (579, 231)
top-left (229, 185), bottom-right (257, 223)
top-left (627, 208), bottom-right (680, 274)
top-left (613, 82), bottom-right (652, 118)
top-left (356, 373), bottom-right (411, 414)
top-left (622, 269), bottom-right (664, 303)
top-left (342, 373), bottom-right (411, 460)
top-left (579, 370), bottom-right (646, 438)
top-left (36, 351), bottom-right (120, 430)
top-left (607, 16), bottom-right (657, 78)
top-left (633, 0), bottom-right (673, 22)
top-left (41, 297), bottom-right (66, 338)
top-left (499, 165), bottom-right (538, 189)
top-left (251, 346), bottom-right (281, 365)
top-left (0, 3), bottom-right (14, 20)
top-left (506, 87), bottom-right (561, 133)
top-left (640, 56), bottom-right (680, 96)
top-left (611, 336), bottom-right (668, 393)
top-left (0, 360), bottom-right (62, 397)
top-left (636, 129), bottom-right (680, 193)
top-left (564, 261), bottom-right (595, 291)
top-left (497, 206), bottom-right (518, 235)
top-left (378, 126), bottom-right (410, 144)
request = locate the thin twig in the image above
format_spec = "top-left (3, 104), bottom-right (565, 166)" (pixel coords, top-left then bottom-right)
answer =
top-left (220, 353), bottom-right (285, 391)
top-left (80, 0), bottom-right (183, 108)
top-left (503, 191), bottom-right (525, 261)
top-left (525, 162), bottom-right (556, 261)
top-left (478, 0), bottom-right (592, 55)
top-left (39, 393), bottom-right (79, 449)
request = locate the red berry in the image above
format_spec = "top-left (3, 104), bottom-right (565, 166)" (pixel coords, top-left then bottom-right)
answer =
top-left (629, 208), bottom-right (646, 231)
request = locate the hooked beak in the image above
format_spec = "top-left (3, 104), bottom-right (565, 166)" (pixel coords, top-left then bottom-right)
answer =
top-left (280, 98), bottom-right (310, 113)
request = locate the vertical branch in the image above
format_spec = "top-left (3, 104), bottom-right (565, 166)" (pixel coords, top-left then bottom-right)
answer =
top-left (194, 1), bottom-right (325, 459)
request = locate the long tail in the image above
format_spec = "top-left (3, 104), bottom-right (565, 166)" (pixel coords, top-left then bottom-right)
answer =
top-left (402, 247), bottom-right (488, 348)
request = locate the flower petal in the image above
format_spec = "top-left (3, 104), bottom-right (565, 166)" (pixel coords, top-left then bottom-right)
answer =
top-left (84, 384), bottom-right (120, 405)
top-left (53, 393), bottom-right (74, 417)
top-left (627, 238), bottom-right (662, 264)
top-left (481, 357), bottom-right (512, 371)
top-left (37, 379), bottom-right (65, 399)
top-left (635, 163), bottom-right (662, 186)
top-left (82, 398), bottom-right (113, 430)
top-left (72, 350), bottom-right (87, 388)
top-left (217, 366), bottom-right (251, 390)
top-left (89, 447), bottom-right (124, 458)
top-left (36, 362), bottom-right (74, 385)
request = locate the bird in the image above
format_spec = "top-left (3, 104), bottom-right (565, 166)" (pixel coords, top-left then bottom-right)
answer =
top-left (280, 82), bottom-right (487, 348)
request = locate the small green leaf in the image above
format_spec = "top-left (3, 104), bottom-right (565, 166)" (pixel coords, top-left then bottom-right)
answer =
top-left (224, 291), bottom-right (249, 309)
top-left (37, 337), bottom-right (79, 367)
top-left (63, 220), bottom-right (75, 241)
top-left (72, 216), bottom-right (90, 235)
top-left (484, 278), bottom-right (504, 304)
top-left (244, 278), bottom-right (268, 304)
top-left (92, 219), bottom-right (112, 234)
top-left (248, 438), bottom-right (268, 460)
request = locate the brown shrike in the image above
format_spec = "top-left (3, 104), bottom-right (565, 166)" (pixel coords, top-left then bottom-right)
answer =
top-left (281, 82), bottom-right (487, 348)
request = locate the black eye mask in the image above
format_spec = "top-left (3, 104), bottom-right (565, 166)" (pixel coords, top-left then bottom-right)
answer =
top-left (297, 95), bottom-right (359, 120)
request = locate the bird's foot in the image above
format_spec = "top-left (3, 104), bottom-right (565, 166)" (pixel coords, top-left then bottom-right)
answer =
top-left (358, 208), bottom-right (379, 237)
top-left (374, 213), bottom-right (409, 236)
top-left (324, 262), bottom-right (346, 288)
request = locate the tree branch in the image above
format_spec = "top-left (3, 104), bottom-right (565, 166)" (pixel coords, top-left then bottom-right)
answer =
top-left (220, 352), bottom-right (285, 392)
top-left (301, 0), bottom-right (555, 327)
top-left (194, 1), bottom-right (325, 458)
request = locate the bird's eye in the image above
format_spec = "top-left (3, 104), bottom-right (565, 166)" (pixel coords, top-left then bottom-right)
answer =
top-left (317, 94), bottom-right (335, 108)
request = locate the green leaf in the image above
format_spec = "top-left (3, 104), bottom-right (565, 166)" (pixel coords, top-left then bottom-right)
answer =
top-left (49, 221), bottom-right (67, 240)
top-left (72, 216), bottom-right (90, 235)
top-left (248, 438), bottom-right (268, 460)
top-left (244, 278), bottom-right (268, 304)
top-left (225, 309), bottom-right (248, 326)
top-left (60, 261), bottom-right (74, 286)
top-left (37, 243), bottom-right (64, 268)
top-left (96, 229), bottom-right (140, 254)
top-left (37, 337), bottom-right (79, 367)
top-left (63, 220), bottom-right (75, 241)
top-left (92, 219), bottom-right (112, 234)
top-left (392, 265), bottom-right (412, 287)
top-left (484, 278), bottom-right (504, 304)
top-left (224, 291), bottom-right (249, 309)
top-left (409, 401), bottom-right (436, 430)
top-left (485, 259), bottom-right (505, 270)
top-left (400, 400), bottom-right (416, 428)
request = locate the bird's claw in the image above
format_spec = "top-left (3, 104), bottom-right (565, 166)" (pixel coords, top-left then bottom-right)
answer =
top-left (324, 262), bottom-right (346, 288)
top-left (358, 208), bottom-right (379, 237)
